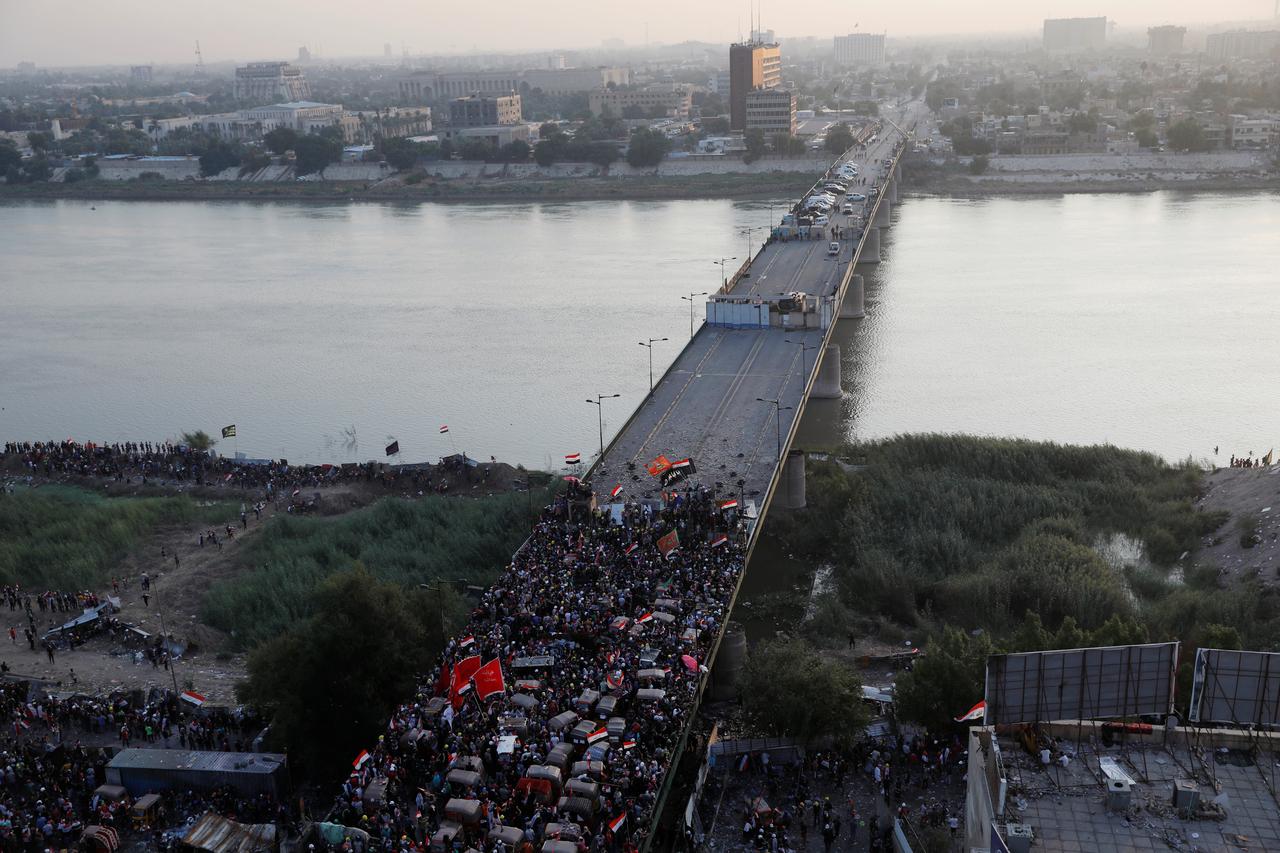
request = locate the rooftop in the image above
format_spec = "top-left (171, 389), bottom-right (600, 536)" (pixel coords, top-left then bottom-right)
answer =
top-left (970, 723), bottom-right (1280, 852)
top-left (108, 749), bottom-right (287, 776)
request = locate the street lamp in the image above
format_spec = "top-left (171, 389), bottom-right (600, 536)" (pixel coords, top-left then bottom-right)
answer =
top-left (420, 579), bottom-right (471, 643)
top-left (585, 394), bottom-right (621, 456)
top-left (785, 338), bottom-right (818, 380)
top-left (638, 338), bottom-right (668, 393)
top-left (680, 292), bottom-right (709, 340)
top-left (740, 226), bottom-right (761, 260)
top-left (712, 257), bottom-right (737, 289)
top-left (756, 397), bottom-right (794, 460)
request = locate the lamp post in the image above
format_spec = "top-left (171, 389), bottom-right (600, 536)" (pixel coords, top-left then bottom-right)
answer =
top-left (638, 338), bottom-right (668, 393)
top-left (585, 394), bottom-right (621, 456)
top-left (757, 397), bottom-right (794, 460)
top-left (740, 226), bottom-right (761, 261)
top-left (713, 257), bottom-right (737, 289)
top-left (419, 578), bottom-right (471, 644)
top-left (785, 338), bottom-right (818, 380)
top-left (680, 292), bottom-right (709, 339)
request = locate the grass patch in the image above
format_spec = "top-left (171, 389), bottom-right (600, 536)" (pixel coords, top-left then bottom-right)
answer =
top-left (773, 435), bottom-right (1228, 641)
top-left (0, 486), bottom-right (236, 589)
top-left (203, 492), bottom-right (537, 649)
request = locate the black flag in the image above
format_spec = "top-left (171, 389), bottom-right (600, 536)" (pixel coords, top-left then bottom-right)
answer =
top-left (385, 440), bottom-right (400, 457)
top-left (221, 425), bottom-right (236, 438)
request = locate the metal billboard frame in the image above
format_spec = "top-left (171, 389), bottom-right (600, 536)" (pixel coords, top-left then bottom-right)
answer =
top-left (1189, 648), bottom-right (1280, 727)
top-left (984, 642), bottom-right (1179, 725)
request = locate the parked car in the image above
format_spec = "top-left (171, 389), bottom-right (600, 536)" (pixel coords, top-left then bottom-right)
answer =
top-left (842, 204), bottom-right (854, 215)
top-left (847, 193), bottom-right (867, 202)
top-left (813, 215), bottom-right (830, 227)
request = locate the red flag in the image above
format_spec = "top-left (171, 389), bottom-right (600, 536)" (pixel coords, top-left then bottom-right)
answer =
top-left (657, 529), bottom-right (679, 558)
top-left (450, 655), bottom-right (482, 709)
top-left (955, 699), bottom-right (986, 722)
top-left (472, 658), bottom-right (507, 701)
top-left (353, 750), bottom-right (371, 770)
top-left (646, 455), bottom-right (673, 476)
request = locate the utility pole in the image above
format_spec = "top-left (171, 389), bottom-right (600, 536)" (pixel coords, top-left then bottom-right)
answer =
top-left (681, 292), bottom-right (709, 339)
top-left (638, 338), bottom-right (668, 393)
top-left (586, 394), bottom-right (621, 456)
top-left (757, 398), bottom-right (793, 460)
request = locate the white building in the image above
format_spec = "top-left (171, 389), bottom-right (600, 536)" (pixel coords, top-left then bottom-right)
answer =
top-left (745, 88), bottom-right (797, 136)
top-left (234, 62), bottom-right (312, 102)
top-left (398, 67), bottom-right (630, 102)
top-left (834, 33), bottom-right (886, 66)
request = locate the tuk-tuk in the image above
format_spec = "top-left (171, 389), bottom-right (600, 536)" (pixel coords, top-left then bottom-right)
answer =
top-left (130, 794), bottom-right (162, 829)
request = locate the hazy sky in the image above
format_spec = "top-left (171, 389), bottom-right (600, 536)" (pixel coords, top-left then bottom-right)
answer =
top-left (2, 0), bottom-right (1274, 67)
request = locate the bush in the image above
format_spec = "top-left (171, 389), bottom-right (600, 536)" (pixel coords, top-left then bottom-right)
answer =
top-left (738, 638), bottom-right (868, 746)
top-left (969, 155), bottom-right (989, 175)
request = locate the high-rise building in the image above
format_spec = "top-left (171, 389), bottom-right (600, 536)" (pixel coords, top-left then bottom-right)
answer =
top-left (833, 33), bottom-right (886, 66)
top-left (728, 41), bottom-right (781, 131)
top-left (297, 46), bottom-right (311, 63)
top-left (448, 94), bottom-right (522, 127)
top-left (750, 29), bottom-right (775, 44)
top-left (130, 65), bottom-right (153, 83)
top-left (384, 43), bottom-right (393, 59)
top-left (235, 62), bottom-right (311, 102)
top-left (1205, 30), bottom-right (1280, 61)
top-left (1043, 17), bottom-right (1107, 52)
top-left (1147, 25), bottom-right (1186, 55)
top-left (745, 88), bottom-right (796, 136)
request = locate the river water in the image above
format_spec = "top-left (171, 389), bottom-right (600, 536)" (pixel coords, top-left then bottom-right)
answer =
top-left (2, 191), bottom-right (1278, 469)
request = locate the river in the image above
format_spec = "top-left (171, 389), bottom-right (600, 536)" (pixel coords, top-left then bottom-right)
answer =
top-left (2, 191), bottom-right (1278, 469)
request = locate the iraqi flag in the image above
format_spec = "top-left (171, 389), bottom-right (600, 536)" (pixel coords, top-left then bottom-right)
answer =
top-left (606, 670), bottom-right (625, 690)
top-left (636, 612), bottom-right (654, 625)
top-left (608, 813), bottom-right (627, 834)
top-left (385, 440), bottom-right (400, 457)
top-left (458, 635), bottom-right (475, 649)
top-left (955, 700), bottom-right (986, 723)
top-left (621, 739), bottom-right (637, 750)
top-left (353, 750), bottom-right (371, 770)
top-left (661, 457), bottom-right (696, 486)
top-left (221, 425), bottom-right (236, 438)
top-left (711, 534), bottom-right (729, 548)
top-left (439, 425), bottom-right (449, 434)
top-left (624, 543), bottom-right (638, 556)
top-left (587, 726), bottom-right (608, 744)
top-left (657, 529), bottom-right (680, 558)
top-left (718, 498), bottom-right (739, 511)
top-left (472, 658), bottom-right (507, 701)
top-left (180, 690), bottom-right (207, 707)
top-left (610, 484), bottom-right (624, 498)
top-left (565, 452), bottom-right (581, 465)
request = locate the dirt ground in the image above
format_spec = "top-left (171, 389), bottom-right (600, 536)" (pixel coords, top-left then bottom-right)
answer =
top-left (1, 459), bottom-right (534, 706)
top-left (1197, 465), bottom-right (1280, 585)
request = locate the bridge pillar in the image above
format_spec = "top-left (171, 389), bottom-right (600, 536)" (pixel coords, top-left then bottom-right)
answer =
top-left (811, 345), bottom-right (842, 399)
top-left (779, 449), bottom-right (807, 510)
top-left (889, 177), bottom-right (900, 203)
top-left (710, 622), bottom-right (747, 701)
top-left (895, 163), bottom-right (902, 182)
top-left (861, 227), bottom-right (881, 263)
top-left (839, 274), bottom-right (865, 319)
top-left (874, 197), bottom-right (892, 228)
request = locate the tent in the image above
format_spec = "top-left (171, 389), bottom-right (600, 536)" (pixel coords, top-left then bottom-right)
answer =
top-left (181, 812), bottom-right (277, 853)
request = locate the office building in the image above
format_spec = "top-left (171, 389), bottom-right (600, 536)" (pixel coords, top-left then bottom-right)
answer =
top-left (1043, 17), bottom-right (1107, 52)
top-left (130, 65), bottom-right (153, 83)
top-left (588, 85), bottom-right (692, 119)
top-left (833, 33), bottom-right (886, 66)
top-left (449, 94), bottom-right (521, 127)
top-left (728, 41), bottom-right (781, 131)
top-left (1147, 25), bottom-right (1186, 55)
top-left (1205, 30), bottom-right (1280, 61)
top-left (234, 62), bottom-right (311, 102)
top-left (744, 88), bottom-right (796, 136)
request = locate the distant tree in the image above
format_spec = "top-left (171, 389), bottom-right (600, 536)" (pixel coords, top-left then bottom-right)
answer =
top-left (199, 142), bottom-right (240, 177)
top-left (771, 133), bottom-right (806, 156)
top-left (263, 127), bottom-right (299, 154)
top-left (621, 105), bottom-right (646, 120)
top-left (968, 154), bottom-right (989, 175)
top-left (23, 157), bottom-right (51, 182)
top-left (25, 131), bottom-right (53, 153)
top-left (1134, 128), bottom-right (1158, 149)
top-left (180, 430), bottom-right (216, 450)
top-left (852, 99), bottom-right (879, 116)
top-left (239, 149), bottom-right (272, 175)
top-left (1166, 118), bottom-right (1207, 152)
top-left (381, 137), bottom-right (424, 170)
top-left (537, 121), bottom-right (561, 139)
top-left (0, 140), bottom-right (20, 172)
top-left (625, 127), bottom-right (671, 168)
top-left (534, 137), bottom-right (565, 167)
top-left (457, 140), bottom-right (495, 162)
top-left (500, 139), bottom-right (531, 163)
top-left (646, 105), bottom-right (668, 119)
top-left (237, 567), bottom-right (463, 777)
top-left (293, 133), bottom-right (341, 175)
top-left (702, 116), bottom-right (730, 135)
top-left (743, 129), bottom-right (768, 163)
top-left (738, 638), bottom-right (869, 746)
top-left (1068, 111), bottom-right (1098, 134)
top-left (825, 123), bottom-right (855, 154)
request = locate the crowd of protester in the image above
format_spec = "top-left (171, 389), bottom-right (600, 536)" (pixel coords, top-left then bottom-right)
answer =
top-left (3, 441), bottom-right (494, 495)
top-left (331, 479), bottom-right (744, 853)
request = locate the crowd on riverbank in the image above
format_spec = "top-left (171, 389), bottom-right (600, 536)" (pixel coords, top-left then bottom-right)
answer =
top-left (331, 479), bottom-right (744, 852)
top-left (2, 440), bottom-right (497, 495)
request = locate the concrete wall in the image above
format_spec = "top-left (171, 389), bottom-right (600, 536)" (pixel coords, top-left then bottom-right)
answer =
top-left (418, 155), bottom-right (829, 181)
top-left (96, 158), bottom-right (201, 181)
top-left (986, 151), bottom-right (1269, 173)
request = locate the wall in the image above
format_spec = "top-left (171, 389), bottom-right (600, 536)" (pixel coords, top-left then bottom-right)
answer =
top-left (418, 155), bottom-right (829, 180)
top-left (96, 158), bottom-right (202, 181)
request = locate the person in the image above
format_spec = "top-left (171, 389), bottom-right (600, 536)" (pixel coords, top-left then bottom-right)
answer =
top-left (142, 592), bottom-right (150, 608)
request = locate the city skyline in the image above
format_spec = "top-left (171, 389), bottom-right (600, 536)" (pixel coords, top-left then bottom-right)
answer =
top-left (3, 0), bottom-right (1277, 67)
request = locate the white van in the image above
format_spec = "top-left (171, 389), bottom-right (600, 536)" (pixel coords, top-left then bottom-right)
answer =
top-left (828, 241), bottom-right (840, 256)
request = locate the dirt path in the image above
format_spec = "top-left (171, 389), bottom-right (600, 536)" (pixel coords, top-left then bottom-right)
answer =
top-left (1197, 465), bottom-right (1280, 585)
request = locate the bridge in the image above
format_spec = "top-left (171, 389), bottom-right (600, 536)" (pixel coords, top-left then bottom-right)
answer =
top-left (580, 98), bottom-right (928, 845)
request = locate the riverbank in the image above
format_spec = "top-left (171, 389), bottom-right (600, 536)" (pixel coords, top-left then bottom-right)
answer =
top-left (915, 174), bottom-right (1280, 196)
top-left (0, 170), bottom-right (819, 204)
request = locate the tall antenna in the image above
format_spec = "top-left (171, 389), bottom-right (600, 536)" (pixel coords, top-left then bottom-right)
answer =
top-left (194, 40), bottom-right (204, 73)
